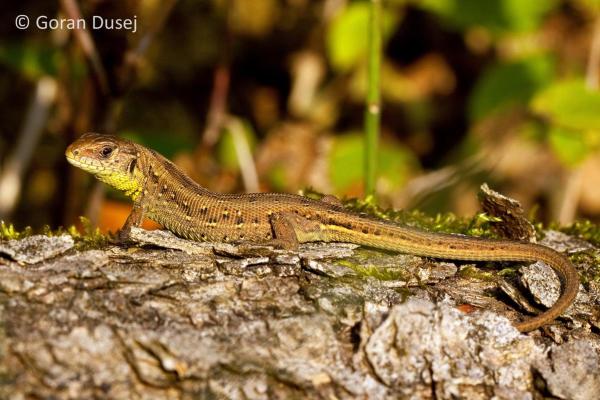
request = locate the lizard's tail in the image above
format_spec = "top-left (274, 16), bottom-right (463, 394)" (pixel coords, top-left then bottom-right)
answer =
top-left (322, 218), bottom-right (579, 332)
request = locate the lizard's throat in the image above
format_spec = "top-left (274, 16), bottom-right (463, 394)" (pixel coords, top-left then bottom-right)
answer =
top-left (95, 172), bottom-right (142, 200)
top-left (66, 155), bottom-right (143, 200)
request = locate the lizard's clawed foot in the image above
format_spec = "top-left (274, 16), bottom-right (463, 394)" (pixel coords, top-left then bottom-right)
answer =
top-left (232, 239), bottom-right (298, 255)
top-left (265, 238), bottom-right (299, 252)
top-left (112, 228), bottom-right (134, 245)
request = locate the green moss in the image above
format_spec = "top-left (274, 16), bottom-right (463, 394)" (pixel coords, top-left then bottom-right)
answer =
top-left (541, 219), bottom-right (600, 282)
top-left (0, 221), bottom-right (32, 240)
top-left (1, 217), bottom-right (108, 250)
top-left (65, 217), bottom-right (110, 250)
top-left (336, 258), bottom-right (409, 281)
top-left (556, 219), bottom-right (600, 247)
top-left (568, 250), bottom-right (600, 283)
top-left (497, 267), bottom-right (520, 277)
top-left (341, 196), bottom-right (502, 237)
top-left (458, 265), bottom-right (498, 282)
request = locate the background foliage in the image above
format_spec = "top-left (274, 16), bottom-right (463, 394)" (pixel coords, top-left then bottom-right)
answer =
top-left (1, 0), bottom-right (599, 232)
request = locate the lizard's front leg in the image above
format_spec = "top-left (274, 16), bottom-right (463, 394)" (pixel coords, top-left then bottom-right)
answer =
top-left (117, 201), bottom-right (146, 242)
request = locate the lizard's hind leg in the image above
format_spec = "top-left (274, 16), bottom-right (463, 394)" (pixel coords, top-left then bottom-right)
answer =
top-left (269, 212), bottom-right (326, 251)
top-left (268, 212), bottom-right (301, 251)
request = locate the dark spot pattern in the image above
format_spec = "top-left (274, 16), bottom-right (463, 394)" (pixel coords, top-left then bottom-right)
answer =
top-left (337, 221), bottom-right (353, 230)
top-left (180, 202), bottom-right (190, 214)
top-left (149, 168), bottom-right (159, 183)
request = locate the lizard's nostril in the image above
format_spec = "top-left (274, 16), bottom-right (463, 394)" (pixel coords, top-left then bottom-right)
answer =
top-left (73, 149), bottom-right (79, 155)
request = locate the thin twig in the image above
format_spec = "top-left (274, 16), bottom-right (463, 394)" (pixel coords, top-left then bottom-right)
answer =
top-left (0, 77), bottom-right (58, 219)
top-left (202, 65), bottom-right (231, 147)
top-left (364, 0), bottom-right (382, 197)
top-left (130, 0), bottom-right (178, 60)
top-left (227, 117), bottom-right (259, 193)
top-left (105, 0), bottom-right (178, 131)
top-left (201, 0), bottom-right (231, 148)
top-left (59, 0), bottom-right (109, 94)
top-left (586, 18), bottom-right (600, 90)
top-left (557, 168), bottom-right (583, 225)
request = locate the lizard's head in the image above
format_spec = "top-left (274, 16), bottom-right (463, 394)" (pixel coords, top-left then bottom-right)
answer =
top-left (66, 133), bottom-right (143, 199)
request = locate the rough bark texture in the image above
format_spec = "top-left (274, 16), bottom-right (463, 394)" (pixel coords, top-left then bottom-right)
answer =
top-left (479, 183), bottom-right (537, 243)
top-left (0, 224), bottom-right (599, 400)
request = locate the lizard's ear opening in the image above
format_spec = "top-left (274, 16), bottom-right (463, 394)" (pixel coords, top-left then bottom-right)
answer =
top-left (127, 159), bottom-right (137, 174)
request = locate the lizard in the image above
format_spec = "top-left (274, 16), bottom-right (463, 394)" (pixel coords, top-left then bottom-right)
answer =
top-left (65, 132), bottom-right (580, 332)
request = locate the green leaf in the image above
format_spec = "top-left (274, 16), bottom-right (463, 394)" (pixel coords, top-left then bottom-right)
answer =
top-left (217, 120), bottom-right (257, 170)
top-left (469, 55), bottom-right (554, 120)
top-left (418, 0), bottom-right (558, 34)
top-left (327, 2), bottom-right (396, 71)
top-left (329, 133), bottom-right (417, 193)
top-left (329, 134), bottom-right (363, 192)
top-left (531, 79), bottom-right (600, 130)
top-left (548, 127), bottom-right (590, 166)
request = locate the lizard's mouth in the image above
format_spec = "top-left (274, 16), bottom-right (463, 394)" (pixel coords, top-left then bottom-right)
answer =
top-left (65, 147), bottom-right (142, 199)
top-left (65, 152), bottom-right (106, 174)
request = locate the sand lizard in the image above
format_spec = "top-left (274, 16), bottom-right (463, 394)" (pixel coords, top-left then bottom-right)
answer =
top-left (65, 132), bottom-right (580, 332)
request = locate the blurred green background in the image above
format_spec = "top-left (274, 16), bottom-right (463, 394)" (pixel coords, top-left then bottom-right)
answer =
top-left (1, 0), bottom-right (600, 233)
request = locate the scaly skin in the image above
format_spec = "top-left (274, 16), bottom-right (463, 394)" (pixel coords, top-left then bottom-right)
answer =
top-left (66, 132), bottom-right (580, 332)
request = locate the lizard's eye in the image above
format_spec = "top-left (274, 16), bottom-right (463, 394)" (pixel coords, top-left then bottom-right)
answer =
top-left (100, 146), bottom-right (113, 158)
